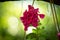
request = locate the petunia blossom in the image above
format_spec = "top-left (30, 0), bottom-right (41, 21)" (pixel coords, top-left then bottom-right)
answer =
top-left (20, 5), bottom-right (45, 31)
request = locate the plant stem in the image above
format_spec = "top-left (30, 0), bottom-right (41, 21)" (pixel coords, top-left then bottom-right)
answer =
top-left (24, 31), bottom-right (26, 40)
top-left (32, 0), bottom-right (35, 6)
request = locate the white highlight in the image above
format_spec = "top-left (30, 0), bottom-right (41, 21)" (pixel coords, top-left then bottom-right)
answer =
top-left (8, 16), bottom-right (18, 36)
top-left (26, 26), bottom-right (36, 35)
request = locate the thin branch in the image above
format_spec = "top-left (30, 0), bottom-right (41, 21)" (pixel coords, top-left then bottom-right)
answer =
top-left (32, 0), bottom-right (35, 6)
top-left (50, 0), bottom-right (59, 32)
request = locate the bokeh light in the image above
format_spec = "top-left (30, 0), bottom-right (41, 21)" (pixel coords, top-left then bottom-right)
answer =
top-left (8, 16), bottom-right (18, 36)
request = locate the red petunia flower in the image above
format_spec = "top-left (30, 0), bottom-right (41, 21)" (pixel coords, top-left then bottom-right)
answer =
top-left (20, 5), bottom-right (45, 31)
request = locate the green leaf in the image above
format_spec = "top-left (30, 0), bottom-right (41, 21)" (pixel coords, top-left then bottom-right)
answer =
top-left (32, 29), bottom-right (37, 34)
top-left (26, 33), bottom-right (37, 40)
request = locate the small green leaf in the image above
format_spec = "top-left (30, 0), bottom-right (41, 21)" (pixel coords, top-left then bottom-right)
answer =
top-left (38, 22), bottom-right (42, 25)
top-left (32, 29), bottom-right (37, 34)
top-left (26, 33), bottom-right (37, 40)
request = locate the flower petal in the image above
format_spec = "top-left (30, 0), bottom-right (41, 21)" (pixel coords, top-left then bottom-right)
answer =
top-left (38, 14), bottom-right (45, 19)
top-left (28, 5), bottom-right (34, 11)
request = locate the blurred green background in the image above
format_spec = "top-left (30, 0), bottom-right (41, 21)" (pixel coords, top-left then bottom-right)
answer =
top-left (0, 1), bottom-right (60, 40)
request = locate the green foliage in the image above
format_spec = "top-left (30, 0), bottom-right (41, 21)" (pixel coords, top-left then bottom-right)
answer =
top-left (26, 33), bottom-right (37, 40)
top-left (26, 26), bottom-right (47, 40)
top-left (26, 25), bottom-right (58, 40)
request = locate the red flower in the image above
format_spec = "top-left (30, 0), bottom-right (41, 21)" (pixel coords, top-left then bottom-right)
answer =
top-left (20, 5), bottom-right (45, 31)
top-left (38, 14), bottom-right (45, 19)
top-left (57, 32), bottom-right (60, 40)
